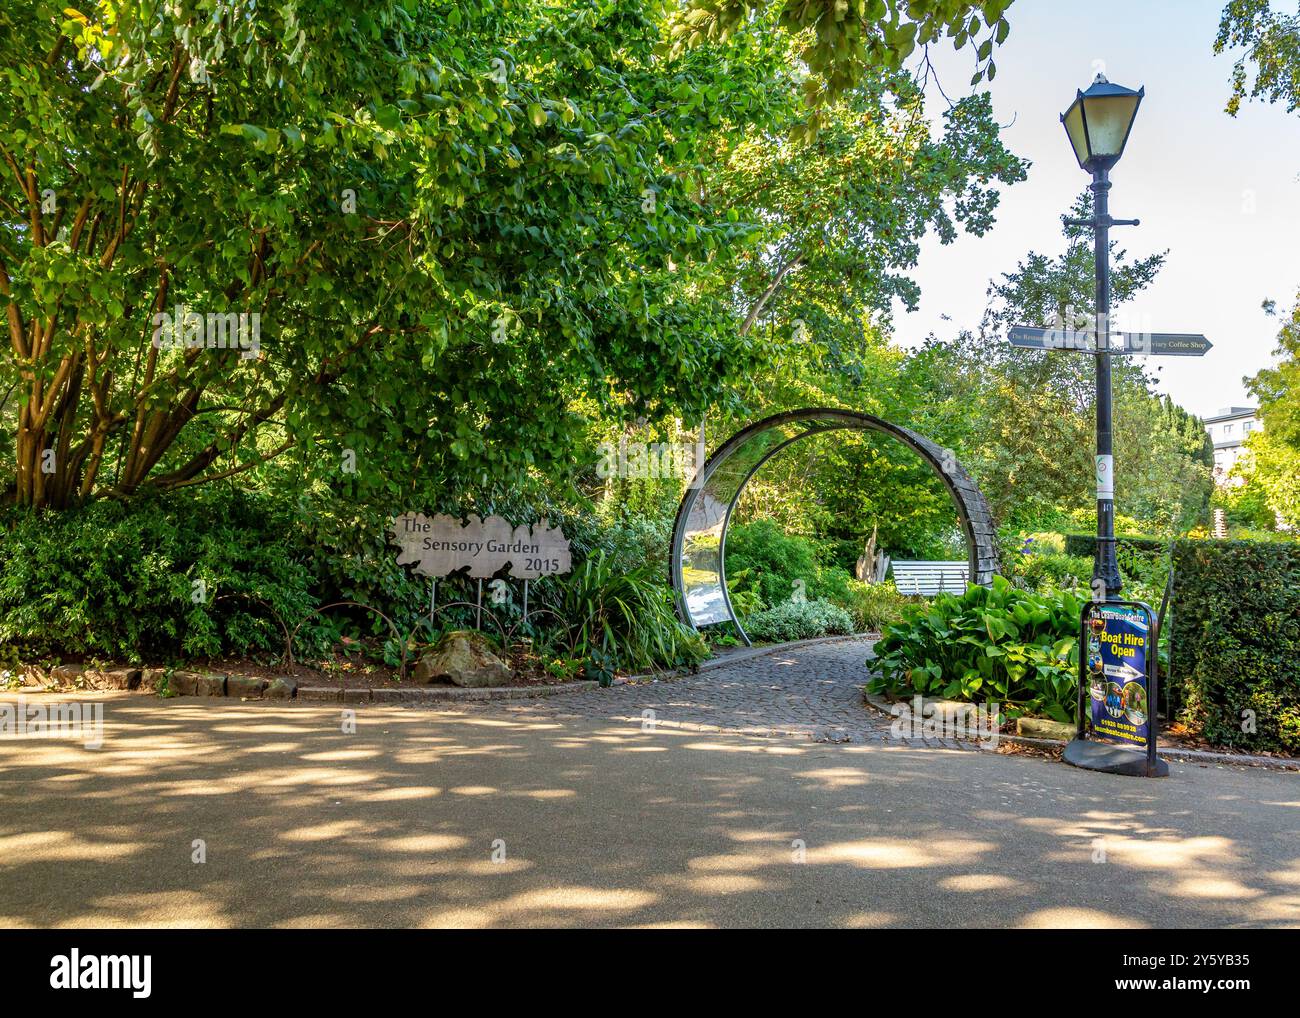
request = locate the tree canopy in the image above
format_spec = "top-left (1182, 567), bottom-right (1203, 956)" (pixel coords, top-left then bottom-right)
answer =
top-left (2, 1), bottom-right (784, 508)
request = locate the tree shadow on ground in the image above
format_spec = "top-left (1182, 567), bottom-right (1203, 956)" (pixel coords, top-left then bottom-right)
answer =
top-left (0, 693), bottom-right (1297, 928)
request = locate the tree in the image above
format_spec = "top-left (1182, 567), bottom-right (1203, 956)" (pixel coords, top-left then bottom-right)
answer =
top-left (666, 0), bottom-right (1014, 106)
top-left (900, 193), bottom-right (1212, 534)
top-left (682, 64), bottom-right (1026, 556)
top-left (721, 78), bottom-right (1028, 340)
top-left (0, 1), bottom-right (783, 508)
top-left (1210, 4), bottom-right (1300, 529)
top-left (1242, 295), bottom-right (1300, 527)
top-left (1215, 1), bottom-right (1300, 116)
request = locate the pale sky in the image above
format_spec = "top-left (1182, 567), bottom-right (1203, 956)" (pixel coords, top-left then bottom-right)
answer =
top-left (901, 0), bottom-right (1300, 418)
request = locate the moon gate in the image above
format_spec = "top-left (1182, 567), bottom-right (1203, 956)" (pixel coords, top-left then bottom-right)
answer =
top-left (670, 408), bottom-right (1000, 645)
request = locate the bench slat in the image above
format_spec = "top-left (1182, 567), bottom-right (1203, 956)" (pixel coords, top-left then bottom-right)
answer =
top-left (890, 560), bottom-right (969, 596)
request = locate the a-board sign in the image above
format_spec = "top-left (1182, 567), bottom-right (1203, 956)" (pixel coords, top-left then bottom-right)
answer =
top-left (1078, 599), bottom-right (1161, 775)
top-left (390, 513), bottom-right (572, 579)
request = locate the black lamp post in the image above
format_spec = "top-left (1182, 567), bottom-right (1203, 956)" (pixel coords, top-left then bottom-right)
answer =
top-left (1060, 74), bottom-right (1144, 599)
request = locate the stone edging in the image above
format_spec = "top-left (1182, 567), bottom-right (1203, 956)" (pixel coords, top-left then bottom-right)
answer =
top-left (13, 633), bottom-right (876, 705)
top-left (861, 690), bottom-right (1300, 772)
top-left (299, 632), bottom-right (877, 702)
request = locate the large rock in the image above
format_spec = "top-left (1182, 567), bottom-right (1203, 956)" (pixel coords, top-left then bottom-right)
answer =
top-left (49, 663), bottom-right (87, 685)
top-left (1016, 717), bottom-right (1076, 741)
top-left (48, 664), bottom-right (141, 690)
top-left (264, 677), bottom-right (298, 700)
top-left (97, 667), bottom-right (142, 691)
top-left (414, 631), bottom-right (512, 688)
top-left (168, 670), bottom-right (202, 696)
top-left (194, 672), bottom-right (227, 696)
top-left (226, 674), bottom-right (266, 699)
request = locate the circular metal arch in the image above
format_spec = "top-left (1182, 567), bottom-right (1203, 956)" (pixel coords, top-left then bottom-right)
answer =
top-left (670, 408), bottom-right (1000, 645)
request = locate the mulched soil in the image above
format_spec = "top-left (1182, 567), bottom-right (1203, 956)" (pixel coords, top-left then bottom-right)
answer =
top-left (10, 638), bottom-right (591, 692)
top-left (996, 740), bottom-right (1064, 762)
top-left (1154, 719), bottom-right (1297, 759)
top-left (207, 639), bottom-right (587, 688)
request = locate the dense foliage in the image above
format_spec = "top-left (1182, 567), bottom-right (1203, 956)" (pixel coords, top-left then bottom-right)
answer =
top-left (742, 598), bottom-right (854, 643)
top-left (2, 1), bottom-right (790, 508)
top-left (547, 550), bottom-right (706, 673)
top-left (869, 576), bottom-right (1082, 721)
top-left (1170, 539), bottom-right (1300, 754)
top-left (1232, 296), bottom-right (1300, 530)
top-left (0, 489), bottom-right (313, 660)
top-left (1210, 4), bottom-right (1300, 532)
top-left (1216, 0), bottom-right (1300, 116)
top-left (0, 491), bottom-right (705, 676)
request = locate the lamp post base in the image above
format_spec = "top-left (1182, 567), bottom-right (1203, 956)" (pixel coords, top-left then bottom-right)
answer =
top-left (1063, 737), bottom-right (1169, 778)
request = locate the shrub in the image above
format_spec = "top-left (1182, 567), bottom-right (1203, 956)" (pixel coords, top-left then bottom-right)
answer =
top-left (742, 599), bottom-right (854, 643)
top-left (1009, 551), bottom-right (1094, 594)
top-left (842, 580), bottom-right (919, 632)
top-left (1025, 532), bottom-right (1066, 554)
top-left (547, 550), bottom-right (707, 673)
top-left (0, 490), bottom-right (314, 661)
top-left (868, 576), bottom-right (1081, 722)
top-left (1064, 533), bottom-right (1166, 560)
top-left (724, 520), bottom-right (822, 607)
top-left (592, 510), bottom-right (674, 577)
top-left (724, 570), bottom-right (766, 616)
top-left (724, 520), bottom-right (869, 615)
top-left (1044, 536), bottom-right (1172, 611)
top-left (297, 500), bottom-right (431, 632)
top-left (1170, 540), bottom-right (1300, 754)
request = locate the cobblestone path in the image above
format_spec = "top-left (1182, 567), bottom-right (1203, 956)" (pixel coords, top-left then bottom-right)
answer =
top-left (464, 637), bottom-right (977, 748)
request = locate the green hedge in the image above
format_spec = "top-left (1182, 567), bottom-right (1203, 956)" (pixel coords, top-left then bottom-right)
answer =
top-left (1063, 533), bottom-right (1166, 560)
top-left (0, 490), bottom-right (315, 662)
top-left (0, 491), bottom-right (708, 672)
top-left (1170, 540), bottom-right (1300, 754)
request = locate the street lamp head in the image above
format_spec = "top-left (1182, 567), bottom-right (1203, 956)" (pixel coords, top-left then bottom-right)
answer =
top-left (1061, 73), bottom-right (1144, 175)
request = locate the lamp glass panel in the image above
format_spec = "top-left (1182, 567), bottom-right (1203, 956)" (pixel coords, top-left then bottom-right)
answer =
top-left (1081, 94), bottom-right (1139, 157)
top-left (1063, 101), bottom-right (1089, 166)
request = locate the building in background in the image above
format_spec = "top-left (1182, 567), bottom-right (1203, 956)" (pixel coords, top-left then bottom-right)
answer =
top-left (1204, 406), bottom-right (1260, 485)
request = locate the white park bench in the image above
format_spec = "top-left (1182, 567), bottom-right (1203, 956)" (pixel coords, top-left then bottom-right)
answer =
top-left (890, 560), bottom-right (970, 596)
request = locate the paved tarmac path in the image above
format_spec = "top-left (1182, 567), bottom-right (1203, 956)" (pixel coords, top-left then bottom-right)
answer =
top-left (2, 638), bottom-right (1297, 928)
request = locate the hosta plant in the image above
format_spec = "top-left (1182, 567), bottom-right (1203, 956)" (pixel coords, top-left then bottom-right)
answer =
top-left (867, 576), bottom-right (1081, 722)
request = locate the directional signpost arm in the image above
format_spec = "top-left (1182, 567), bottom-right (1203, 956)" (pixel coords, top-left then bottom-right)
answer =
top-left (1008, 328), bottom-right (1212, 357)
